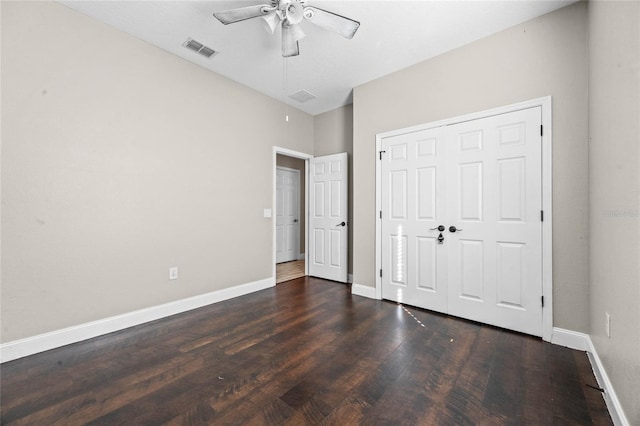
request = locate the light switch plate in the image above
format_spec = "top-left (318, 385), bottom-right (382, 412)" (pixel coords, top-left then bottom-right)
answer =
top-left (264, 208), bottom-right (272, 218)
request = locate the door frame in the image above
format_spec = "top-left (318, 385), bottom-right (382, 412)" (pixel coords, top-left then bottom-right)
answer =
top-left (276, 166), bottom-right (301, 263)
top-left (272, 147), bottom-right (313, 280)
top-left (374, 96), bottom-right (553, 342)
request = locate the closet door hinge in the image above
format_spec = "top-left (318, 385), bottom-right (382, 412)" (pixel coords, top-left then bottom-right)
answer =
top-left (379, 210), bottom-right (382, 219)
top-left (379, 150), bottom-right (386, 160)
top-left (541, 210), bottom-right (544, 222)
top-left (541, 296), bottom-right (545, 307)
top-left (380, 269), bottom-right (383, 278)
top-left (540, 125), bottom-right (543, 136)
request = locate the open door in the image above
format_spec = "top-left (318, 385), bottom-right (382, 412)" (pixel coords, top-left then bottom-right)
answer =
top-left (309, 153), bottom-right (348, 282)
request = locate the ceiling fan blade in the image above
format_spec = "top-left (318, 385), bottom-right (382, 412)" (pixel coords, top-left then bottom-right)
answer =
top-left (282, 24), bottom-right (300, 57)
top-left (288, 23), bottom-right (306, 41)
top-left (262, 12), bottom-right (281, 34)
top-left (213, 5), bottom-right (274, 25)
top-left (303, 6), bottom-right (360, 39)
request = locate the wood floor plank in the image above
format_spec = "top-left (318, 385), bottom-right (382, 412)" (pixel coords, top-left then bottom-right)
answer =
top-left (520, 335), bottom-right (555, 423)
top-left (574, 350), bottom-right (613, 425)
top-left (276, 259), bottom-right (305, 283)
top-left (321, 396), bottom-right (372, 426)
top-left (443, 326), bottom-right (497, 422)
top-left (99, 306), bottom-right (343, 423)
top-left (481, 330), bottom-right (524, 421)
top-left (0, 277), bottom-right (612, 425)
top-left (360, 330), bottom-right (441, 424)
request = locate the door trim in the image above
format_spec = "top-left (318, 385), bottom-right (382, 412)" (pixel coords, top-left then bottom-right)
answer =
top-left (273, 147), bottom-right (313, 280)
top-left (276, 166), bottom-right (301, 263)
top-left (374, 96), bottom-right (553, 341)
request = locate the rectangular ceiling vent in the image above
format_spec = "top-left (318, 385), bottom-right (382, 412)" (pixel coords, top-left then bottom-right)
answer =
top-left (289, 90), bottom-right (316, 104)
top-left (183, 38), bottom-right (218, 58)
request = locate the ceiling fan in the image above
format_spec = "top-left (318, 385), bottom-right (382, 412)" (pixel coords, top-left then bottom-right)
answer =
top-left (212, 0), bottom-right (360, 57)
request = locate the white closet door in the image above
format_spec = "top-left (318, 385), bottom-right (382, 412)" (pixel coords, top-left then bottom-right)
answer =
top-left (380, 106), bottom-right (543, 337)
top-left (380, 128), bottom-right (448, 313)
top-left (446, 107), bottom-right (543, 336)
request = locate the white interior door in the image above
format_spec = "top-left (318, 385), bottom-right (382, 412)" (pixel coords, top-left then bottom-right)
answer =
top-left (275, 167), bottom-right (299, 264)
top-left (380, 128), bottom-right (448, 313)
top-left (380, 106), bottom-right (543, 336)
top-left (446, 107), bottom-right (542, 335)
top-left (309, 153), bottom-right (348, 282)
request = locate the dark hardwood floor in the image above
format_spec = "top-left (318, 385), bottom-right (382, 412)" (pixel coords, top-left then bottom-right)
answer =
top-left (1, 277), bottom-right (611, 425)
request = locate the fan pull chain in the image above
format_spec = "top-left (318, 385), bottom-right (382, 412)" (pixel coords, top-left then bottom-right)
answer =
top-left (283, 56), bottom-right (289, 122)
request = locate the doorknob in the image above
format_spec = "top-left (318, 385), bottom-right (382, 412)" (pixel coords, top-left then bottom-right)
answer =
top-left (293, 219), bottom-right (298, 223)
top-left (430, 225), bottom-right (445, 232)
top-left (449, 226), bottom-right (463, 233)
top-left (336, 221), bottom-right (346, 227)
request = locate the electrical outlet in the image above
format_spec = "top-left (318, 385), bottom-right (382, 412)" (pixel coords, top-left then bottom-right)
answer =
top-left (605, 312), bottom-right (611, 338)
top-left (169, 267), bottom-right (178, 280)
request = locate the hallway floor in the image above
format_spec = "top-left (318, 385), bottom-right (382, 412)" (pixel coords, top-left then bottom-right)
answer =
top-left (276, 259), bottom-right (305, 283)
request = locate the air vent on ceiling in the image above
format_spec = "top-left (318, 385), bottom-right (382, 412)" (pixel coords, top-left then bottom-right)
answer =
top-left (289, 90), bottom-right (316, 104)
top-left (183, 38), bottom-right (218, 58)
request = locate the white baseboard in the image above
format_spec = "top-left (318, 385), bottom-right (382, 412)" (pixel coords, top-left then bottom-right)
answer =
top-left (586, 337), bottom-right (630, 426)
top-left (0, 277), bottom-right (275, 363)
top-left (351, 283), bottom-right (377, 299)
top-left (551, 327), bottom-right (590, 351)
top-left (550, 327), bottom-right (628, 425)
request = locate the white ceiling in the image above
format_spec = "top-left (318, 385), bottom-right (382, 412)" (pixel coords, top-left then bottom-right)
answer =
top-left (61, 0), bottom-right (575, 116)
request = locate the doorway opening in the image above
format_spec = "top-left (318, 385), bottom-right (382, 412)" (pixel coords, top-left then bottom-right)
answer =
top-left (273, 148), bottom-right (312, 284)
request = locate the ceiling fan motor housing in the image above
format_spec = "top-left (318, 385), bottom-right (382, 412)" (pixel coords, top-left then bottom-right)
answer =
top-left (281, 0), bottom-right (305, 25)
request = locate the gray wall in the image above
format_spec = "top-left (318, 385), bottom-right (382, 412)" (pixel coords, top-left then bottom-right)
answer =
top-left (588, 1), bottom-right (640, 423)
top-left (314, 105), bottom-right (353, 275)
top-left (352, 2), bottom-right (589, 332)
top-left (276, 155), bottom-right (306, 255)
top-left (1, 1), bottom-right (314, 342)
